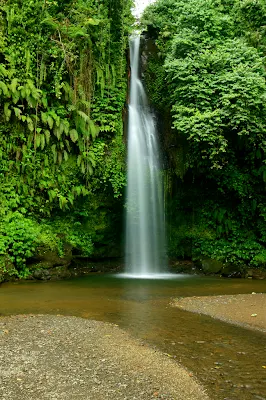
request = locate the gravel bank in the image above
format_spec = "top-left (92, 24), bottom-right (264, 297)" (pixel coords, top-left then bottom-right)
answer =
top-left (173, 293), bottom-right (266, 333)
top-left (0, 315), bottom-right (209, 400)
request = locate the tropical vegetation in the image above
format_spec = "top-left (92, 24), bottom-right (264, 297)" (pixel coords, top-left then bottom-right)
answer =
top-left (0, 0), bottom-right (133, 278)
top-left (1, 0), bottom-right (266, 280)
top-left (142, 0), bottom-right (266, 272)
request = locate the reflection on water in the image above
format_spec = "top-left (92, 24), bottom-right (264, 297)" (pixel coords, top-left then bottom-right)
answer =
top-left (0, 274), bottom-right (266, 400)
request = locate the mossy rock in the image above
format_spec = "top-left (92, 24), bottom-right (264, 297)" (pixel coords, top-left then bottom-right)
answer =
top-left (0, 255), bottom-right (17, 282)
top-left (200, 258), bottom-right (224, 274)
top-left (29, 245), bottom-right (73, 281)
top-left (49, 266), bottom-right (71, 280)
top-left (32, 269), bottom-right (51, 280)
top-left (247, 268), bottom-right (266, 280)
top-left (31, 245), bottom-right (72, 268)
top-left (170, 260), bottom-right (195, 273)
top-left (33, 261), bottom-right (53, 270)
top-left (32, 265), bottom-right (71, 281)
top-left (221, 263), bottom-right (243, 278)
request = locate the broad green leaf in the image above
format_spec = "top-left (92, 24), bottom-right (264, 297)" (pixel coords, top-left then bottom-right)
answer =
top-left (13, 107), bottom-right (22, 119)
top-left (47, 115), bottom-right (54, 129)
top-left (0, 81), bottom-right (9, 96)
top-left (4, 102), bottom-right (11, 121)
top-left (70, 129), bottom-right (78, 143)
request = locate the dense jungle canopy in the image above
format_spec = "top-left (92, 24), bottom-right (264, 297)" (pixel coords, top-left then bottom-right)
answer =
top-left (0, 0), bottom-right (133, 278)
top-left (0, 0), bottom-right (266, 280)
top-left (142, 0), bottom-right (266, 273)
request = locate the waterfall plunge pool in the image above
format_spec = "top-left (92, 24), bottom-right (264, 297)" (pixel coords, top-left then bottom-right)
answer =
top-left (0, 273), bottom-right (265, 400)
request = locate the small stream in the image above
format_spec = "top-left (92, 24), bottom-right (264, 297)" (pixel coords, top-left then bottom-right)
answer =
top-left (0, 274), bottom-right (265, 400)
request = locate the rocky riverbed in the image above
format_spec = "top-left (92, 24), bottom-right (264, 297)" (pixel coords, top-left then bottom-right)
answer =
top-left (0, 315), bottom-right (209, 400)
top-left (173, 293), bottom-right (266, 332)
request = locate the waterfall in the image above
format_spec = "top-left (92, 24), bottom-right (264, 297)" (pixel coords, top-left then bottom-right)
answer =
top-left (125, 35), bottom-right (167, 278)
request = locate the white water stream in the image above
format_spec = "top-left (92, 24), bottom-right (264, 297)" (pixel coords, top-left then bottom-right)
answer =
top-left (125, 35), bottom-right (167, 278)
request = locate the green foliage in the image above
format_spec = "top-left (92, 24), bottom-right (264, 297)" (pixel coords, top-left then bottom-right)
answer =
top-left (251, 250), bottom-right (266, 267)
top-left (90, 135), bottom-right (126, 198)
top-left (167, 196), bottom-right (266, 268)
top-left (166, 39), bottom-right (266, 170)
top-left (0, 212), bottom-right (59, 277)
top-left (234, 0), bottom-right (266, 51)
top-left (0, 196), bottom-right (118, 278)
top-left (49, 216), bottom-right (94, 257)
top-left (0, 0), bottom-right (131, 209)
top-left (0, 0), bottom-right (133, 276)
top-left (0, 216), bottom-right (36, 272)
top-left (143, 0), bottom-right (266, 267)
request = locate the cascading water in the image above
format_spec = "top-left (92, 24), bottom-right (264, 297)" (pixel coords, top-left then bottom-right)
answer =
top-left (125, 35), bottom-right (167, 278)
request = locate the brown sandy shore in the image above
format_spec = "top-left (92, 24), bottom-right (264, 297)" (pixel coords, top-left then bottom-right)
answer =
top-left (0, 315), bottom-right (209, 400)
top-left (173, 293), bottom-right (266, 333)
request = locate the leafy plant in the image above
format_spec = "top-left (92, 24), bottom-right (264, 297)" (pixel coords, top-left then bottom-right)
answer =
top-left (0, 0), bottom-right (133, 276)
top-left (142, 0), bottom-right (266, 267)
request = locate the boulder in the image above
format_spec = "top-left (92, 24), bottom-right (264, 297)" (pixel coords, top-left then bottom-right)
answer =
top-left (28, 245), bottom-right (73, 281)
top-left (49, 266), bottom-right (71, 280)
top-left (169, 260), bottom-right (196, 274)
top-left (32, 268), bottom-right (51, 280)
top-left (32, 249), bottom-right (72, 268)
top-left (0, 255), bottom-right (16, 282)
top-left (247, 269), bottom-right (266, 280)
top-left (201, 258), bottom-right (224, 274)
top-left (32, 265), bottom-right (71, 281)
top-left (221, 263), bottom-right (244, 278)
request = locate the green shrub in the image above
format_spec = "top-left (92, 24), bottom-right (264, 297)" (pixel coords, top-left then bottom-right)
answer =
top-left (0, 212), bottom-right (61, 278)
top-left (49, 217), bottom-right (94, 257)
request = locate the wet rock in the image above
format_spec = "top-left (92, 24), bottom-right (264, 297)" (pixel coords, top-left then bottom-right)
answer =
top-left (169, 260), bottom-right (195, 274)
top-left (220, 263), bottom-right (243, 278)
top-left (246, 269), bottom-right (266, 280)
top-left (227, 271), bottom-right (242, 278)
top-left (0, 256), bottom-right (17, 283)
top-left (32, 265), bottom-right (71, 281)
top-left (32, 242), bottom-right (72, 267)
top-left (200, 259), bottom-right (224, 274)
top-left (28, 244), bottom-right (73, 281)
top-left (32, 269), bottom-right (51, 281)
top-left (49, 266), bottom-right (71, 280)
top-left (69, 257), bottom-right (123, 275)
top-left (252, 270), bottom-right (266, 280)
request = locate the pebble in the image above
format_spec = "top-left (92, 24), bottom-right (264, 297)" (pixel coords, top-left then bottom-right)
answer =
top-left (0, 315), bottom-right (209, 400)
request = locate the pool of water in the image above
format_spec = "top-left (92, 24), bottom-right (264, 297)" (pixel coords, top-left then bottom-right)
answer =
top-left (0, 273), bottom-right (265, 400)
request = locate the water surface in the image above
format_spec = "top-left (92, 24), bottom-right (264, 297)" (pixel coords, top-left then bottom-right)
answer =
top-left (0, 274), bottom-right (265, 400)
